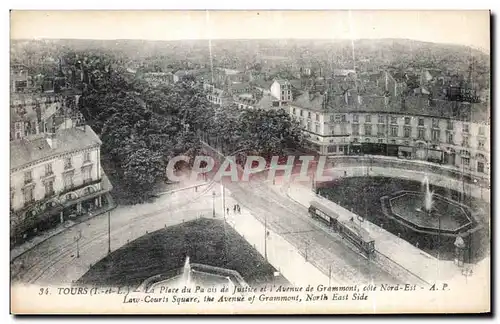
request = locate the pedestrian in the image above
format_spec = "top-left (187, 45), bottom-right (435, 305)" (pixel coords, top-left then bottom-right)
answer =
top-left (344, 170), bottom-right (347, 177)
top-left (237, 204), bottom-right (241, 214)
top-left (226, 207), bottom-right (230, 215)
top-left (234, 205), bottom-right (237, 213)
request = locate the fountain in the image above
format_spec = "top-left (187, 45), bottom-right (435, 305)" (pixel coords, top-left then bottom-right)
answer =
top-left (421, 176), bottom-right (434, 214)
top-left (181, 256), bottom-right (192, 287)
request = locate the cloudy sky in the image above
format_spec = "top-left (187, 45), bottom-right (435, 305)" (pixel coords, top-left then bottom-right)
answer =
top-left (10, 10), bottom-right (490, 52)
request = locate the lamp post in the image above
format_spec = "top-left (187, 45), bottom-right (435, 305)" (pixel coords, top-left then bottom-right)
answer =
top-left (74, 228), bottom-right (82, 258)
top-left (212, 191), bottom-right (216, 218)
top-left (264, 213), bottom-right (268, 261)
top-left (462, 267), bottom-right (473, 284)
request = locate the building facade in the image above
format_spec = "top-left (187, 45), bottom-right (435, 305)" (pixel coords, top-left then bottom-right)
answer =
top-left (10, 126), bottom-right (113, 245)
top-left (289, 93), bottom-right (490, 178)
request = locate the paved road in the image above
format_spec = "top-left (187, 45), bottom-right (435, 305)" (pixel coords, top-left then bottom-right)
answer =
top-left (11, 183), bottom-right (219, 285)
top-left (226, 178), bottom-right (400, 285)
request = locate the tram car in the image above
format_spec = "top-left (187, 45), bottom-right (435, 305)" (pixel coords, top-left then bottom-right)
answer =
top-left (308, 201), bottom-right (375, 257)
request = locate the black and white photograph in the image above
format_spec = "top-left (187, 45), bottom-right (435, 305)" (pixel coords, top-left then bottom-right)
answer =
top-left (8, 9), bottom-right (491, 314)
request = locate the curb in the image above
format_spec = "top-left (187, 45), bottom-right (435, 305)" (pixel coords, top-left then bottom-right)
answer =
top-left (10, 182), bottom-right (209, 262)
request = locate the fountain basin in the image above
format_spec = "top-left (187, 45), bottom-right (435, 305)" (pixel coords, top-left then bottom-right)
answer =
top-left (381, 190), bottom-right (478, 237)
top-left (137, 262), bottom-right (248, 292)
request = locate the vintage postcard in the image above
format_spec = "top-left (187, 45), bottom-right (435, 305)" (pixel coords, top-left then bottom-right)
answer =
top-left (9, 10), bottom-right (491, 314)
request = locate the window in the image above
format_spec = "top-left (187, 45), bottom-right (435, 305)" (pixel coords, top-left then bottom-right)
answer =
top-left (364, 124), bottom-right (372, 136)
top-left (390, 126), bottom-right (398, 137)
top-left (293, 108), bottom-right (296, 115)
top-left (341, 115), bottom-right (346, 122)
top-left (477, 162), bottom-right (485, 173)
top-left (307, 122), bottom-right (312, 131)
top-left (378, 115), bottom-right (385, 123)
top-left (447, 133), bottom-right (454, 144)
top-left (353, 114), bottom-right (359, 123)
top-left (44, 180), bottom-right (54, 197)
top-left (330, 115), bottom-right (335, 122)
top-left (84, 152), bottom-right (91, 162)
top-left (418, 128), bottom-right (425, 140)
top-left (478, 139), bottom-right (485, 150)
top-left (83, 168), bottom-right (92, 183)
top-left (378, 124), bottom-right (386, 136)
top-left (390, 117), bottom-right (397, 125)
top-left (418, 118), bottom-right (425, 126)
top-left (432, 119), bottom-right (439, 128)
top-left (478, 126), bottom-right (485, 136)
top-left (23, 187), bottom-right (34, 205)
top-left (365, 115), bottom-right (371, 123)
top-left (300, 110), bottom-right (303, 117)
top-left (315, 124), bottom-right (320, 133)
top-left (44, 163), bottom-right (53, 176)
top-left (331, 128), bottom-right (335, 135)
top-left (308, 112), bottom-right (311, 119)
top-left (352, 124), bottom-right (359, 135)
top-left (378, 139), bottom-right (384, 143)
top-left (391, 140), bottom-right (396, 144)
top-left (461, 157), bottom-right (470, 166)
top-left (365, 138), bottom-right (371, 143)
top-left (353, 138), bottom-right (359, 143)
top-left (462, 136), bottom-right (469, 147)
top-left (64, 174), bottom-right (73, 189)
top-left (463, 123), bottom-right (469, 133)
top-left (315, 114), bottom-right (319, 122)
top-left (281, 91), bottom-right (285, 95)
top-left (447, 120), bottom-right (453, 130)
top-left (404, 127), bottom-right (411, 138)
top-left (64, 157), bottom-right (72, 169)
top-left (404, 117), bottom-right (411, 125)
top-left (24, 170), bottom-right (32, 184)
top-left (432, 129), bottom-right (440, 141)
top-left (327, 146), bottom-right (336, 153)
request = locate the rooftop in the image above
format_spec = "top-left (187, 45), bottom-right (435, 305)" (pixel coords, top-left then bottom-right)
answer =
top-left (10, 125), bottom-right (102, 171)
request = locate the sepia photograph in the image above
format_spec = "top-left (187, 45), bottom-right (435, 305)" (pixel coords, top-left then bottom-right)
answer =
top-left (8, 9), bottom-right (491, 315)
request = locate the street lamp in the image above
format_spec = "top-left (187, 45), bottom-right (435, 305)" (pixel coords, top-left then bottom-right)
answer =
top-left (74, 229), bottom-right (82, 258)
top-left (462, 267), bottom-right (473, 284)
top-left (212, 191), bottom-right (216, 218)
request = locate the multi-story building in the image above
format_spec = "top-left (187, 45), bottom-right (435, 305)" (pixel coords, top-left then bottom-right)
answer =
top-left (288, 90), bottom-right (490, 177)
top-left (11, 64), bottom-right (32, 93)
top-left (10, 125), bottom-right (113, 245)
top-left (143, 72), bottom-right (175, 86)
top-left (10, 90), bottom-right (83, 141)
top-left (270, 79), bottom-right (293, 106)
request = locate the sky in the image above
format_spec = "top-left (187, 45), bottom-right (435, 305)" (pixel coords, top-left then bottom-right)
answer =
top-left (10, 10), bottom-right (490, 52)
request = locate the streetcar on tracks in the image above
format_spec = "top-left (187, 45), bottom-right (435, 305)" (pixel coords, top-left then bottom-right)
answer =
top-left (308, 201), bottom-right (375, 257)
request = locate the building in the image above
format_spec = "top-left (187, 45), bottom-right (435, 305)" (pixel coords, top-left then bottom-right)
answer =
top-left (233, 92), bottom-right (275, 111)
top-left (288, 90), bottom-right (490, 177)
top-left (11, 64), bottom-right (31, 93)
top-left (10, 125), bottom-right (113, 245)
top-left (143, 72), bottom-right (175, 86)
top-left (270, 79), bottom-right (293, 106)
top-left (10, 90), bottom-right (83, 141)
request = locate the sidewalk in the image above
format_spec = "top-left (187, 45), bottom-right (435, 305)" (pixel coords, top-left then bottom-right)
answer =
top-left (281, 180), bottom-right (481, 283)
top-left (10, 181), bottom-right (209, 262)
top-left (221, 191), bottom-right (331, 287)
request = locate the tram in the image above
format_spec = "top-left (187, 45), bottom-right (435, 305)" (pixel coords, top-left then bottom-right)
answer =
top-left (308, 201), bottom-right (375, 257)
